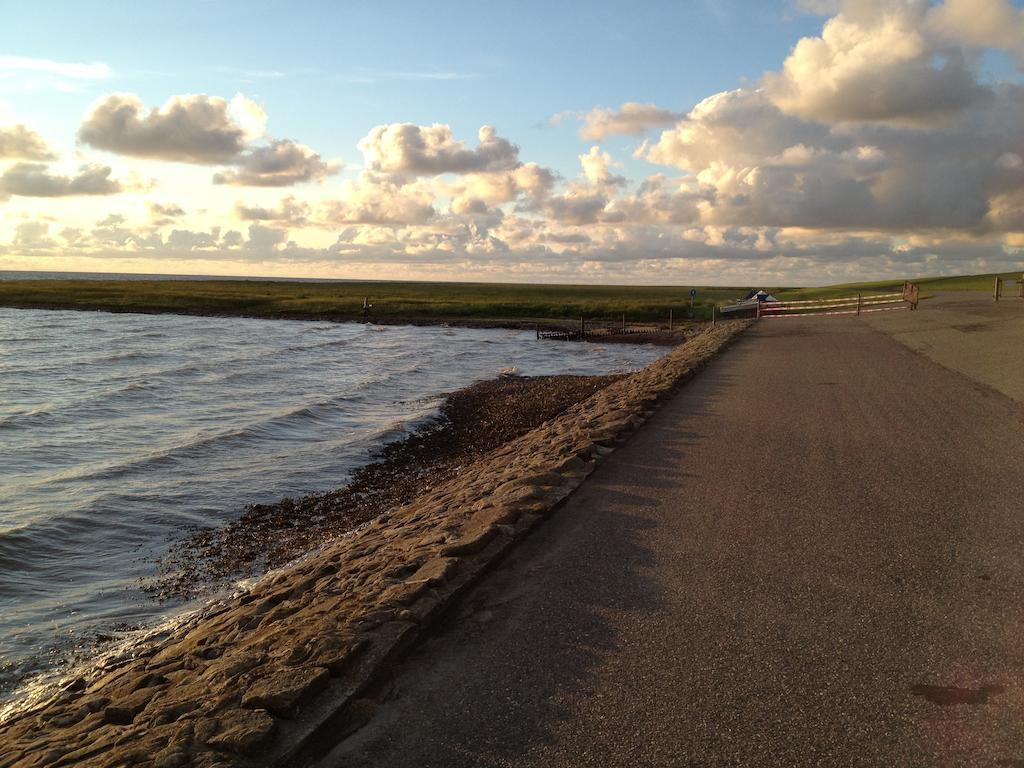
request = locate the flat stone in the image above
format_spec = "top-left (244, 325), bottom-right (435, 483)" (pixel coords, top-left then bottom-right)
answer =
top-left (304, 634), bottom-right (364, 674)
top-left (205, 708), bottom-right (276, 755)
top-left (240, 666), bottom-right (329, 719)
top-left (405, 557), bottom-right (457, 586)
top-left (441, 525), bottom-right (497, 556)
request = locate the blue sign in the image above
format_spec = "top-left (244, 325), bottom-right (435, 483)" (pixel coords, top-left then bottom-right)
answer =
top-left (689, 289), bottom-right (697, 298)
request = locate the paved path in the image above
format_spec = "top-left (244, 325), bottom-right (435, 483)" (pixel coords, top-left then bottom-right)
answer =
top-left (319, 317), bottom-right (1024, 767)
top-left (865, 291), bottom-right (1024, 403)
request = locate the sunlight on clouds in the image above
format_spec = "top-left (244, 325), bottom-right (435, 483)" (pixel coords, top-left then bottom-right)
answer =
top-left (3, 0), bottom-right (1024, 284)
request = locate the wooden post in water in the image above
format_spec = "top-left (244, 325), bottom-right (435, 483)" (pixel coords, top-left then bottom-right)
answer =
top-left (857, 293), bottom-right (862, 315)
top-left (579, 316), bottom-right (585, 338)
top-left (621, 313), bottom-right (626, 333)
top-left (536, 323), bottom-right (540, 340)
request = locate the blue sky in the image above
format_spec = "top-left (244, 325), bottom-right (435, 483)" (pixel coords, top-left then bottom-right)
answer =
top-left (1, 1), bottom-right (824, 176)
top-left (1, 1), bottom-right (1023, 283)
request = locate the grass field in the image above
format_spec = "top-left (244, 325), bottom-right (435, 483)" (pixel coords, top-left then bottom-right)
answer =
top-left (0, 270), bottom-right (1019, 325)
top-left (773, 271), bottom-right (1023, 300)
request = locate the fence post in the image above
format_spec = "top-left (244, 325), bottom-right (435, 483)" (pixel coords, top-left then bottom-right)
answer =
top-left (669, 309), bottom-right (673, 331)
top-left (712, 304), bottom-right (716, 327)
top-left (994, 276), bottom-right (1001, 302)
top-left (756, 300), bottom-right (761, 320)
top-left (579, 316), bottom-right (585, 338)
top-left (857, 294), bottom-right (862, 315)
top-left (622, 313), bottom-right (626, 333)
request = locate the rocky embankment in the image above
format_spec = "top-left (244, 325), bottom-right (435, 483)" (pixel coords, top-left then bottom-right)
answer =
top-left (154, 373), bottom-right (628, 600)
top-left (0, 321), bottom-right (748, 768)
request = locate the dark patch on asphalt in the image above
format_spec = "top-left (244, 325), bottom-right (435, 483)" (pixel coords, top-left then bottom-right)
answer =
top-left (910, 683), bottom-right (1006, 705)
top-left (953, 322), bottom-right (998, 333)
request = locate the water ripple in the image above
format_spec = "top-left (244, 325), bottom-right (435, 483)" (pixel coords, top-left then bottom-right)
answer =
top-left (0, 307), bottom-right (664, 702)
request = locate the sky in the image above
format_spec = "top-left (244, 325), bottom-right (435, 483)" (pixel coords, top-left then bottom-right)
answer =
top-left (1, 0), bottom-right (1023, 285)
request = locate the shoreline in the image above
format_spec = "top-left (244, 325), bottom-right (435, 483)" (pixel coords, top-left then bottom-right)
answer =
top-left (0, 321), bottom-right (748, 767)
top-left (1, 373), bottom-right (633, 707)
top-left (152, 373), bottom-right (628, 602)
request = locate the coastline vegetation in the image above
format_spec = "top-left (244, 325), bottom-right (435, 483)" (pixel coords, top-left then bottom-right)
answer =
top-left (0, 271), bottom-right (1017, 324)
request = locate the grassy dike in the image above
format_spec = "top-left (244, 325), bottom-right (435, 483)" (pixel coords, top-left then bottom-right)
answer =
top-left (0, 278), bottom-right (744, 324)
top-left (0, 271), bottom-right (1018, 326)
top-left (0, 321), bottom-right (748, 768)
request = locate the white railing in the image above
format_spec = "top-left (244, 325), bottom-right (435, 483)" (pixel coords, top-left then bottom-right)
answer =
top-left (758, 283), bottom-right (919, 319)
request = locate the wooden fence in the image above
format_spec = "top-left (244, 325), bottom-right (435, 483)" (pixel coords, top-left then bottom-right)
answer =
top-left (993, 275), bottom-right (1024, 301)
top-left (536, 312), bottom-right (693, 341)
top-left (759, 282), bottom-right (920, 319)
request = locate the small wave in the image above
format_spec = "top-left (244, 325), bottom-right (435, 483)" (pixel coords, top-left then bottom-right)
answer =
top-left (0, 379), bottom-right (158, 429)
top-left (91, 350), bottom-right (155, 364)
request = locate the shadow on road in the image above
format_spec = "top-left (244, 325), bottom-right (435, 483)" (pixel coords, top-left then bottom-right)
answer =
top-left (320, 363), bottom-right (744, 767)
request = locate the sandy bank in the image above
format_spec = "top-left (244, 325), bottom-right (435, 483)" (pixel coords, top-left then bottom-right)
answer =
top-left (0, 321), bottom-right (748, 768)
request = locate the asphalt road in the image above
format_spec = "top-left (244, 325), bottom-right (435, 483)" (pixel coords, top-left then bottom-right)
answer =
top-left (320, 315), bottom-right (1024, 767)
top-left (865, 291), bottom-right (1024, 403)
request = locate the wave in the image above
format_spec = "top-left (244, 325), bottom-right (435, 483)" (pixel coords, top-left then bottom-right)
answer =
top-left (35, 383), bottom-right (400, 488)
top-left (0, 380), bottom-right (158, 430)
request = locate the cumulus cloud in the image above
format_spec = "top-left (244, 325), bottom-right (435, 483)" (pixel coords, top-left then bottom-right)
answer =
top-left (763, 1), bottom-right (989, 124)
top-left (79, 92), bottom-right (265, 163)
top-left (0, 124), bottom-right (55, 160)
top-left (579, 146), bottom-right (625, 187)
top-left (358, 123), bottom-right (519, 175)
top-left (577, 102), bottom-right (683, 140)
top-left (77, 91), bottom-right (335, 187)
top-left (147, 202), bottom-right (186, 226)
top-left (445, 161), bottom-right (559, 215)
top-left (323, 172), bottom-right (436, 225)
top-left (643, 89), bottom-right (834, 171)
top-left (0, 162), bottom-right (121, 198)
top-left (213, 139), bottom-right (340, 186)
top-left (244, 223), bottom-right (288, 251)
top-left (927, 0), bottom-right (1024, 63)
top-left (7, 0), bottom-right (1024, 284)
top-left (638, 4), bottom-right (1024, 236)
top-left (235, 196), bottom-right (310, 226)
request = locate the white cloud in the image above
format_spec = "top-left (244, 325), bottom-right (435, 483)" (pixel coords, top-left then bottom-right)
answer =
top-left (235, 196), bottom-right (310, 226)
top-left (579, 146), bottom-right (625, 187)
top-left (0, 124), bottom-right (54, 160)
top-left (0, 162), bottom-right (121, 198)
top-left (927, 0), bottom-right (1024, 64)
top-left (147, 202), bottom-right (186, 226)
top-left (763, 1), bottom-right (988, 124)
top-left (577, 102), bottom-right (683, 141)
top-left (0, 55), bottom-right (112, 80)
top-left (79, 92), bottom-right (264, 163)
top-left (5, 0), bottom-right (1024, 284)
top-left (358, 123), bottom-right (519, 175)
top-left (323, 172), bottom-right (436, 225)
top-left (213, 139), bottom-right (341, 187)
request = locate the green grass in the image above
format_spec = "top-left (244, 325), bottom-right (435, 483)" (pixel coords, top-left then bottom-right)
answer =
top-left (774, 271), bottom-right (1022, 301)
top-left (0, 278), bottom-right (745, 323)
top-left (0, 270), bottom-right (1018, 324)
